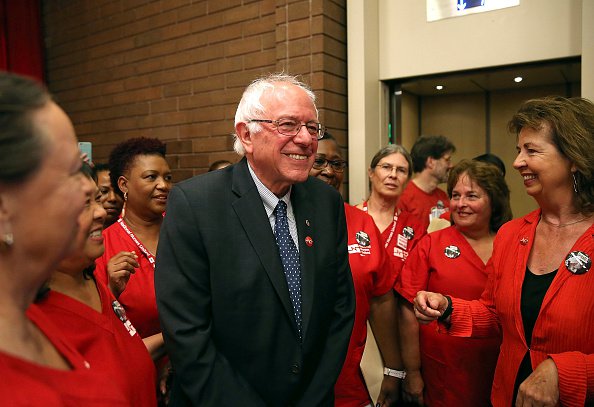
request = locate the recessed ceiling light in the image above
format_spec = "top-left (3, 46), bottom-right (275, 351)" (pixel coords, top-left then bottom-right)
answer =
top-left (514, 76), bottom-right (523, 83)
top-left (436, 85), bottom-right (444, 90)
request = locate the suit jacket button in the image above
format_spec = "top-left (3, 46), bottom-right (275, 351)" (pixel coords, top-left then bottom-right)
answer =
top-left (290, 364), bottom-right (300, 374)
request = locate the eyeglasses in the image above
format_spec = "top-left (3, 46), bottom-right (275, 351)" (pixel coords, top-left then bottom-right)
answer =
top-left (312, 157), bottom-right (347, 172)
top-left (375, 163), bottom-right (408, 175)
top-left (248, 118), bottom-right (325, 139)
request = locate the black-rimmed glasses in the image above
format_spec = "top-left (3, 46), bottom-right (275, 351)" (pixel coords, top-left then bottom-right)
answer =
top-left (248, 118), bottom-right (325, 140)
top-left (312, 157), bottom-right (347, 172)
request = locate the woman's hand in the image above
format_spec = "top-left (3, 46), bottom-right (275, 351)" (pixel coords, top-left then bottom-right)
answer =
top-left (375, 375), bottom-right (400, 407)
top-left (107, 251), bottom-right (139, 298)
top-left (515, 358), bottom-right (559, 407)
top-left (413, 291), bottom-right (448, 324)
top-left (402, 369), bottom-right (424, 405)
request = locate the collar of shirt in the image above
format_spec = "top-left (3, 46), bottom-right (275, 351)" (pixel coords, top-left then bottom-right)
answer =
top-left (247, 162), bottom-right (299, 249)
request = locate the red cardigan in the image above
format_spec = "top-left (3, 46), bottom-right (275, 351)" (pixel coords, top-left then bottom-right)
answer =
top-left (444, 209), bottom-right (594, 406)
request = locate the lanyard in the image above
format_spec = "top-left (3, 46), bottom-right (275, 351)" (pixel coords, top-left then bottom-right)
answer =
top-left (362, 201), bottom-right (399, 249)
top-left (117, 218), bottom-right (156, 269)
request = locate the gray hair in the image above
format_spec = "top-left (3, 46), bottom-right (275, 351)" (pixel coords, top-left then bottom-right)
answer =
top-left (233, 73), bottom-right (317, 155)
top-left (369, 144), bottom-right (413, 178)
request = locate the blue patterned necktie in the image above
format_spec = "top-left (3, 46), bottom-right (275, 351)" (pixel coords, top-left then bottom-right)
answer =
top-left (273, 200), bottom-right (302, 335)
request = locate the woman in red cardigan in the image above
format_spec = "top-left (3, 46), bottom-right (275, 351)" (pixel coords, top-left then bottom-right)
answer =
top-left (414, 96), bottom-right (594, 407)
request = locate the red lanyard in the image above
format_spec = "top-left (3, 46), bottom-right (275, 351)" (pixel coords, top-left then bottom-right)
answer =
top-left (362, 201), bottom-right (399, 249)
top-left (117, 218), bottom-right (156, 269)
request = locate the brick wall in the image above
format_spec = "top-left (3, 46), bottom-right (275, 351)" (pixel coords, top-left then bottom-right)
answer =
top-left (43, 0), bottom-right (347, 185)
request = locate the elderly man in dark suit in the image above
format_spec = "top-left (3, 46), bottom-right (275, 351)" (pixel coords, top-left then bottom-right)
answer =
top-left (155, 73), bottom-right (355, 407)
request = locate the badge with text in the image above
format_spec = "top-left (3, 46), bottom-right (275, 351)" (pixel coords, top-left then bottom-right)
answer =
top-left (349, 231), bottom-right (371, 256)
top-left (444, 245), bottom-right (461, 259)
top-left (564, 251), bottom-right (591, 275)
top-left (305, 236), bottom-right (314, 247)
top-left (402, 226), bottom-right (415, 240)
top-left (112, 300), bottom-right (137, 337)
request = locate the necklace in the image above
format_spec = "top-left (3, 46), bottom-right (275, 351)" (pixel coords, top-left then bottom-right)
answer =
top-left (540, 214), bottom-right (592, 228)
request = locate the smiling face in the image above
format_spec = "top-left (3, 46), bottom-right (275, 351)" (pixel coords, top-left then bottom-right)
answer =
top-left (368, 152), bottom-right (410, 200)
top-left (309, 138), bottom-right (344, 190)
top-left (57, 176), bottom-right (107, 272)
top-left (119, 154), bottom-right (172, 219)
top-left (4, 102), bottom-right (91, 279)
top-left (97, 169), bottom-right (124, 227)
top-left (450, 172), bottom-right (492, 233)
top-left (237, 82), bottom-right (318, 196)
top-left (512, 124), bottom-right (575, 200)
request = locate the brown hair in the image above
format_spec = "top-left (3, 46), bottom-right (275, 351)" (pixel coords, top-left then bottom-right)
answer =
top-left (508, 96), bottom-right (594, 214)
top-left (447, 159), bottom-right (512, 233)
top-left (0, 73), bottom-right (51, 183)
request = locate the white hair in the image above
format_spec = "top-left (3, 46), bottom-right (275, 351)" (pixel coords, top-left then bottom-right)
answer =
top-left (233, 73), bottom-right (317, 155)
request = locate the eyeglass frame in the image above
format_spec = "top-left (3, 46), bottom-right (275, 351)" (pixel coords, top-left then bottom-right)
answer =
top-left (248, 118), bottom-right (325, 140)
top-left (374, 163), bottom-right (409, 175)
top-left (312, 156), bottom-right (348, 173)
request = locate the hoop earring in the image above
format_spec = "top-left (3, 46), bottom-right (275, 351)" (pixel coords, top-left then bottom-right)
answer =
top-left (572, 172), bottom-right (579, 194)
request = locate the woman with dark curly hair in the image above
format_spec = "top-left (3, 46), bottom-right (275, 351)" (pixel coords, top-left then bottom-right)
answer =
top-left (396, 159), bottom-right (511, 407)
top-left (95, 137), bottom-right (171, 354)
top-left (415, 96), bottom-right (594, 406)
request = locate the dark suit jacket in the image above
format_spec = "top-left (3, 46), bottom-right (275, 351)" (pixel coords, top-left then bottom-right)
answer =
top-left (155, 157), bottom-right (355, 406)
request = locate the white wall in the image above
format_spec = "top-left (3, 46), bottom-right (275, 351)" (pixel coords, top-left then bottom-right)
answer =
top-left (378, 0), bottom-right (583, 80)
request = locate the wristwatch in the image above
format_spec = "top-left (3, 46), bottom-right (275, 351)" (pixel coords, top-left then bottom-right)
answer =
top-left (383, 367), bottom-right (406, 379)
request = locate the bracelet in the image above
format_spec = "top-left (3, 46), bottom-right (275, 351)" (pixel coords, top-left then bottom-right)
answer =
top-left (383, 367), bottom-right (406, 379)
top-left (438, 295), bottom-right (453, 322)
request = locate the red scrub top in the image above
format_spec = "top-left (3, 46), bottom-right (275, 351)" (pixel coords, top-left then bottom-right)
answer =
top-left (37, 280), bottom-right (157, 407)
top-left (398, 181), bottom-right (450, 232)
top-left (362, 202), bottom-right (425, 279)
top-left (395, 226), bottom-right (500, 407)
top-left (335, 204), bottom-right (396, 407)
top-left (0, 304), bottom-right (128, 406)
top-left (95, 219), bottom-right (160, 338)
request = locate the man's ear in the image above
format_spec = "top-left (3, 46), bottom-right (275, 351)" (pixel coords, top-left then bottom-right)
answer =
top-left (235, 122), bottom-right (254, 155)
top-left (426, 156), bottom-right (436, 170)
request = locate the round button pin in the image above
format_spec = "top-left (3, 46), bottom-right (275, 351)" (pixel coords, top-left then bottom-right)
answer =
top-left (444, 245), bottom-right (461, 259)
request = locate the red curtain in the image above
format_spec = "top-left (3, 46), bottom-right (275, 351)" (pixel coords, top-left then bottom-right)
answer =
top-left (0, 0), bottom-right (44, 82)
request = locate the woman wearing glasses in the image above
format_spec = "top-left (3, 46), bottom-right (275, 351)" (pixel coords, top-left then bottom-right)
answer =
top-left (356, 145), bottom-right (426, 275)
top-left (310, 133), bottom-right (402, 407)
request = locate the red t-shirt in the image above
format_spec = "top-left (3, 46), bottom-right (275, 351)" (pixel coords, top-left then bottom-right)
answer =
top-left (0, 304), bottom-right (128, 406)
top-left (335, 204), bottom-right (396, 407)
top-left (395, 226), bottom-right (500, 407)
top-left (95, 220), bottom-right (160, 338)
top-left (398, 181), bottom-right (450, 232)
top-left (37, 281), bottom-right (157, 407)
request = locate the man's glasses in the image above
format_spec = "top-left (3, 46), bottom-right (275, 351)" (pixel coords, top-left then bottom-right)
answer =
top-left (249, 118), bottom-right (325, 139)
top-left (312, 157), bottom-right (347, 173)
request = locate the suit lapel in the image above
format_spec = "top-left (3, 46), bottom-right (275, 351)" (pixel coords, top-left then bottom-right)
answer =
top-left (291, 182), bottom-right (316, 340)
top-left (231, 159), bottom-right (296, 329)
